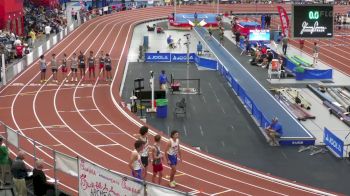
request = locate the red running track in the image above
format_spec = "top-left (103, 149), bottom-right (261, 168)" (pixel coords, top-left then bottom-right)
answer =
top-left (0, 4), bottom-right (348, 196)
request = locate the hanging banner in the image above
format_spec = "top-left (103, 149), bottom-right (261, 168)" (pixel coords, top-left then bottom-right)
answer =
top-left (277, 6), bottom-right (289, 37)
top-left (78, 158), bottom-right (144, 196)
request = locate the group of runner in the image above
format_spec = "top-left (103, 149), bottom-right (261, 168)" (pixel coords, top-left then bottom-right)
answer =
top-left (39, 50), bottom-right (113, 83)
top-left (129, 126), bottom-right (182, 188)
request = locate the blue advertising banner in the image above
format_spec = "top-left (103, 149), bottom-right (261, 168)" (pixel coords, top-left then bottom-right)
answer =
top-left (171, 53), bottom-right (195, 63)
top-left (252, 104), bottom-right (262, 126)
top-left (324, 128), bottom-right (344, 157)
top-left (145, 53), bottom-right (171, 62)
top-left (194, 56), bottom-right (217, 70)
top-left (304, 69), bottom-right (333, 80)
top-left (261, 115), bottom-right (270, 129)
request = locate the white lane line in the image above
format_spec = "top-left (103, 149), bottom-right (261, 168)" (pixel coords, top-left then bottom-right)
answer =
top-left (92, 123), bottom-right (112, 127)
top-left (188, 190), bottom-right (200, 195)
top-left (8, 10), bottom-right (169, 195)
top-left (75, 96), bottom-right (92, 99)
top-left (63, 15), bottom-right (206, 194)
top-left (58, 110), bottom-right (77, 113)
top-left (211, 189), bottom-right (235, 196)
top-left (95, 143), bottom-right (120, 148)
top-left (21, 125), bottom-right (66, 131)
top-left (78, 109), bottom-right (98, 112)
top-left (37, 144), bottom-right (63, 148)
top-left (16, 11), bottom-right (126, 192)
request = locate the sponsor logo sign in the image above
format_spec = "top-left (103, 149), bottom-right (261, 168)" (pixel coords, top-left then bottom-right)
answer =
top-left (324, 128), bottom-right (344, 157)
top-left (293, 5), bottom-right (333, 38)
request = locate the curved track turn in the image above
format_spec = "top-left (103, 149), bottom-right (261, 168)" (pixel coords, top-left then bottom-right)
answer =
top-left (0, 4), bottom-right (348, 195)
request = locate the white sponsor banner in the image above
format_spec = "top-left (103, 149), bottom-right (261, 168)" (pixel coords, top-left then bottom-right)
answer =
top-left (147, 183), bottom-right (185, 196)
top-left (69, 24), bottom-right (74, 32)
top-left (148, 0), bottom-right (154, 4)
top-left (79, 158), bottom-right (144, 196)
top-left (27, 52), bottom-right (33, 65)
top-left (46, 40), bottom-right (51, 50)
top-left (15, 61), bottom-right (23, 75)
top-left (38, 46), bottom-right (43, 56)
top-left (60, 31), bottom-right (63, 40)
top-left (103, 6), bottom-right (109, 12)
top-left (53, 35), bottom-right (57, 45)
top-left (55, 152), bottom-right (78, 177)
top-left (6, 127), bottom-right (19, 148)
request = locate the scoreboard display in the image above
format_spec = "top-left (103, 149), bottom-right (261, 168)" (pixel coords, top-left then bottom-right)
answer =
top-left (292, 5), bottom-right (333, 38)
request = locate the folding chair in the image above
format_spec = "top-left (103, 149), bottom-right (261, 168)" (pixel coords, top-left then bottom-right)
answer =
top-left (268, 59), bottom-right (282, 80)
top-left (174, 98), bottom-right (186, 117)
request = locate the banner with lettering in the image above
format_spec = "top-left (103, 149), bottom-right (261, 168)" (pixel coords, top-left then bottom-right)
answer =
top-left (277, 6), bottom-right (289, 37)
top-left (78, 158), bottom-right (144, 196)
top-left (324, 128), bottom-right (344, 158)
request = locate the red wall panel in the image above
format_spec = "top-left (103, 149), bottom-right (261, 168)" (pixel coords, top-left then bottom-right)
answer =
top-left (0, 0), bottom-right (24, 35)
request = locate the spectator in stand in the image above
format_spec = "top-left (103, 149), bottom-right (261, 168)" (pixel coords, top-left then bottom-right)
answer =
top-left (33, 159), bottom-right (55, 196)
top-left (197, 41), bottom-right (203, 55)
top-left (45, 24), bottom-right (51, 40)
top-left (0, 137), bottom-right (9, 188)
top-left (11, 151), bottom-right (29, 196)
top-left (265, 117), bottom-right (283, 146)
top-left (29, 29), bottom-right (36, 48)
top-left (14, 37), bottom-right (22, 46)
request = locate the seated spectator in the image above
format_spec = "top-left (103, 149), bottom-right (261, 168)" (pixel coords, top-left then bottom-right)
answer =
top-left (197, 41), bottom-right (203, 55)
top-left (0, 137), bottom-right (9, 187)
top-left (11, 151), bottom-right (29, 196)
top-left (263, 51), bottom-right (273, 69)
top-left (33, 159), bottom-right (55, 196)
top-left (45, 24), bottom-right (51, 40)
top-left (14, 37), bottom-right (22, 46)
top-left (261, 46), bottom-right (267, 55)
top-left (265, 117), bottom-right (283, 146)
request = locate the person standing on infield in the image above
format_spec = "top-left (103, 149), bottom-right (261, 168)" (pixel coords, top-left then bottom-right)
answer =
top-left (165, 130), bottom-right (182, 188)
top-left (129, 140), bottom-right (145, 180)
top-left (133, 126), bottom-right (150, 180)
top-left (78, 51), bottom-right (86, 80)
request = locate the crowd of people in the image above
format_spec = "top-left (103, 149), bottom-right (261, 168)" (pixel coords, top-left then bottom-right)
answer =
top-left (0, 1), bottom-right (67, 66)
top-left (39, 50), bottom-right (113, 84)
top-left (0, 137), bottom-right (56, 195)
top-left (130, 126), bottom-right (182, 188)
